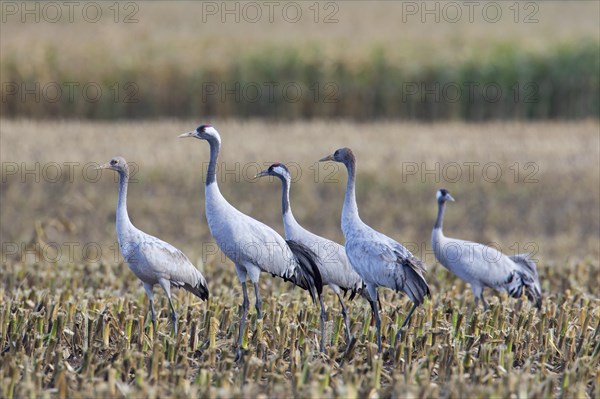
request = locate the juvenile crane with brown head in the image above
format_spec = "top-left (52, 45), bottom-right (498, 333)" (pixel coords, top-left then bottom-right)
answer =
top-left (319, 148), bottom-right (431, 353)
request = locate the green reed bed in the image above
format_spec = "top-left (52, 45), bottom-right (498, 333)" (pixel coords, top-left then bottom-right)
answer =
top-left (1, 41), bottom-right (598, 120)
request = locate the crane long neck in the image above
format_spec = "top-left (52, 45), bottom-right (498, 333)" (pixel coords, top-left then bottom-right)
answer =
top-left (342, 158), bottom-right (360, 229)
top-left (278, 174), bottom-right (291, 214)
top-left (278, 174), bottom-right (299, 231)
top-left (206, 138), bottom-right (220, 186)
top-left (116, 169), bottom-right (132, 233)
top-left (434, 200), bottom-right (446, 230)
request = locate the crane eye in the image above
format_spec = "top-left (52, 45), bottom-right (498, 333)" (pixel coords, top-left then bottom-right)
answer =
top-left (110, 159), bottom-right (117, 165)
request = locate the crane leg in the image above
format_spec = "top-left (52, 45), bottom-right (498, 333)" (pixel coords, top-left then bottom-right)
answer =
top-left (253, 282), bottom-right (263, 320)
top-left (318, 294), bottom-right (326, 353)
top-left (482, 294), bottom-right (489, 311)
top-left (235, 282), bottom-right (250, 362)
top-left (167, 296), bottom-right (178, 336)
top-left (473, 286), bottom-right (488, 311)
top-left (401, 302), bottom-right (417, 328)
top-left (395, 302), bottom-right (417, 344)
top-left (143, 283), bottom-right (157, 333)
top-left (158, 279), bottom-right (177, 335)
top-left (149, 299), bottom-right (157, 332)
top-left (475, 294), bottom-right (489, 311)
top-left (336, 292), bottom-right (352, 342)
top-left (369, 298), bottom-right (382, 353)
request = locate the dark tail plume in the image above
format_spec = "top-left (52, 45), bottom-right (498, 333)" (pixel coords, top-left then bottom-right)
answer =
top-left (286, 240), bottom-right (323, 304)
top-left (510, 271), bottom-right (542, 310)
top-left (400, 257), bottom-right (431, 305)
top-left (509, 255), bottom-right (542, 309)
top-left (344, 280), bottom-right (366, 301)
top-left (183, 280), bottom-right (209, 301)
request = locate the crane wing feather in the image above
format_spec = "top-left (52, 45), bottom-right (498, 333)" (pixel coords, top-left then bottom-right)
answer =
top-left (135, 236), bottom-right (209, 300)
top-left (346, 237), bottom-right (429, 303)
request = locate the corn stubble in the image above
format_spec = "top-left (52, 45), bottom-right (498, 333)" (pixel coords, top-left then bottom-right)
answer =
top-left (0, 257), bottom-right (598, 398)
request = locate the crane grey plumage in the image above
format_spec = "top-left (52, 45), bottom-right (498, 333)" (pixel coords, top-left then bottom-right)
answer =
top-left (179, 125), bottom-right (323, 358)
top-left (256, 163), bottom-right (365, 347)
top-left (319, 148), bottom-right (431, 353)
top-left (97, 156), bottom-right (209, 335)
top-left (432, 188), bottom-right (542, 310)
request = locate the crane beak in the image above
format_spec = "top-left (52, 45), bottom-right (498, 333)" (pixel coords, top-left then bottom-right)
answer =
top-left (255, 170), bottom-right (270, 179)
top-left (447, 194), bottom-right (455, 202)
top-left (319, 154), bottom-right (335, 162)
top-left (95, 162), bottom-right (110, 170)
top-left (178, 131), bottom-right (195, 138)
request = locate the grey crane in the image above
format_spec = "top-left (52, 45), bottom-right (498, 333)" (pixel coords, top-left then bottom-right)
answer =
top-left (319, 148), bottom-right (431, 352)
top-left (256, 162), bottom-right (365, 347)
top-left (97, 156), bottom-right (209, 335)
top-left (432, 188), bottom-right (542, 310)
top-left (178, 125), bottom-right (323, 359)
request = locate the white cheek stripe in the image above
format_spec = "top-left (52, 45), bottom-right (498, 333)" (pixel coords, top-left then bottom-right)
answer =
top-left (273, 166), bottom-right (288, 177)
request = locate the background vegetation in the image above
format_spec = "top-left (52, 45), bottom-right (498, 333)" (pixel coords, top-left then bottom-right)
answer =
top-left (1, 2), bottom-right (599, 120)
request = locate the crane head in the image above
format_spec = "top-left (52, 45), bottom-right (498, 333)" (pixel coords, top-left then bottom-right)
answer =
top-left (319, 147), bottom-right (354, 164)
top-left (178, 124), bottom-right (221, 142)
top-left (255, 163), bottom-right (290, 180)
top-left (96, 156), bottom-right (129, 174)
top-left (436, 188), bottom-right (455, 203)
